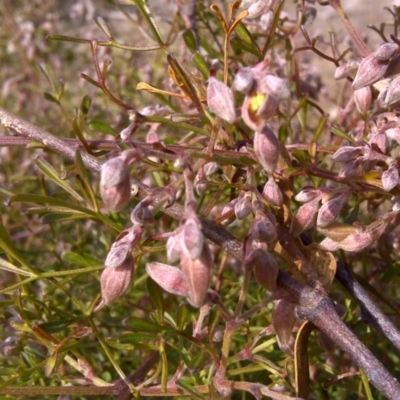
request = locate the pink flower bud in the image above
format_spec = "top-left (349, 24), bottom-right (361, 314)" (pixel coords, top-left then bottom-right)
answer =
top-left (245, 0), bottom-right (270, 18)
top-left (337, 232), bottom-right (372, 252)
top-left (338, 159), bottom-right (360, 178)
top-left (100, 157), bottom-right (131, 212)
top-left (273, 300), bottom-right (296, 354)
top-left (105, 226), bottom-right (144, 268)
top-left (373, 42), bottom-right (399, 61)
top-left (130, 197), bottom-right (154, 226)
top-left (250, 212), bottom-right (277, 243)
top-left (334, 60), bottom-right (360, 80)
top-left (262, 176), bottom-right (283, 207)
top-left (194, 166), bottom-right (207, 196)
top-left (354, 86), bottom-right (372, 114)
top-left (180, 243), bottom-right (213, 308)
top-left (234, 192), bottom-right (252, 219)
top-left (262, 75), bottom-right (290, 101)
top-left (253, 125), bottom-right (279, 174)
top-left (317, 190), bottom-right (351, 228)
top-left (382, 162), bottom-right (399, 191)
top-left (332, 146), bottom-right (363, 162)
top-left (290, 198), bottom-right (320, 236)
top-left (101, 255), bottom-right (134, 304)
top-left (146, 262), bottom-right (189, 297)
top-left (319, 237), bottom-right (339, 251)
top-left (207, 77), bottom-right (236, 123)
top-left (294, 186), bottom-right (322, 203)
top-left (233, 67), bottom-right (255, 94)
top-left (182, 212), bottom-right (204, 260)
top-left (166, 230), bottom-right (183, 263)
top-left (382, 75), bottom-right (400, 106)
top-left (369, 132), bottom-right (388, 154)
top-left (352, 54), bottom-right (389, 90)
top-left (246, 248), bottom-right (278, 292)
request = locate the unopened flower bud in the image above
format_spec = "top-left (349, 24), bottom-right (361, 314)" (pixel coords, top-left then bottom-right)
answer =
top-left (100, 157), bottom-right (131, 212)
top-left (382, 162), bottom-right (399, 191)
top-left (317, 190), bottom-right (351, 228)
top-left (207, 77), bottom-right (236, 123)
top-left (220, 198), bottom-right (238, 225)
top-left (194, 166), bottom-right (207, 196)
top-left (262, 176), bottom-right (283, 207)
top-left (332, 146), bottom-right (363, 162)
top-left (273, 300), bottom-right (296, 355)
top-left (101, 255), bottom-right (134, 304)
top-left (354, 86), bottom-right (372, 114)
top-left (250, 212), bottom-right (277, 243)
top-left (146, 262), bottom-right (189, 297)
top-left (352, 54), bottom-right (389, 90)
top-left (180, 243), bottom-right (213, 308)
top-left (246, 248), bottom-right (278, 292)
top-left (245, 0), bottom-right (270, 18)
top-left (294, 186), bottom-right (322, 203)
top-left (105, 226), bottom-right (144, 268)
top-left (253, 125), bottom-right (279, 174)
top-left (382, 75), bottom-right (400, 106)
top-left (182, 211), bottom-right (204, 260)
top-left (234, 191), bottom-right (253, 219)
top-left (233, 67), bottom-right (255, 94)
top-left (369, 132), bottom-right (387, 154)
top-left (373, 42), bottom-right (399, 61)
top-left (130, 197), bottom-right (154, 226)
top-left (334, 60), bottom-right (360, 80)
top-left (338, 232), bottom-right (373, 252)
top-left (290, 198), bottom-right (320, 236)
top-left (262, 75), bottom-right (290, 101)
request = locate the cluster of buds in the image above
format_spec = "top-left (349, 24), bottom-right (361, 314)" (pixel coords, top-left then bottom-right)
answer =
top-left (100, 193), bottom-right (155, 305)
top-left (335, 42), bottom-right (400, 109)
top-left (290, 186), bottom-right (353, 237)
top-left (146, 171), bottom-right (213, 308)
top-left (243, 199), bottom-right (279, 292)
top-left (331, 145), bottom-right (399, 191)
top-left (241, 0), bottom-right (277, 31)
top-left (319, 214), bottom-right (392, 253)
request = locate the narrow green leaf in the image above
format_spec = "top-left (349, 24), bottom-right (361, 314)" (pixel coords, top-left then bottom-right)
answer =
top-left (167, 53), bottom-right (203, 113)
top-left (182, 29), bottom-right (197, 53)
top-left (230, 37), bottom-right (264, 59)
top-left (44, 352), bottom-right (59, 377)
top-left (75, 150), bottom-right (98, 210)
top-left (80, 95), bottom-right (92, 116)
top-left (0, 258), bottom-right (34, 277)
top-left (43, 92), bottom-right (59, 104)
top-left (9, 194), bottom-right (120, 231)
top-left (46, 34), bottom-right (89, 44)
top-left (95, 16), bottom-right (113, 40)
top-left (146, 277), bottom-right (165, 316)
top-left (0, 219), bottom-right (35, 271)
top-left (87, 120), bottom-right (118, 135)
top-left (40, 212), bottom-right (88, 223)
top-left (331, 126), bottom-right (357, 144)
top-left (125, 316), bottom-right (165, 332)
top-left (119, 332), bottom-right (159, 344)
top-left (192, 53), bottom-right (209, 78)
top-left (39, 317), bottom-right (85, 333)
top-left (176, 378), bottom-right (207, 400)
top-left (61, 251), bottom-right (100, 267)
top-left (131, 0), bottom-right (164, 46)
top-left (35, 157), bottom-right (85, 203)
